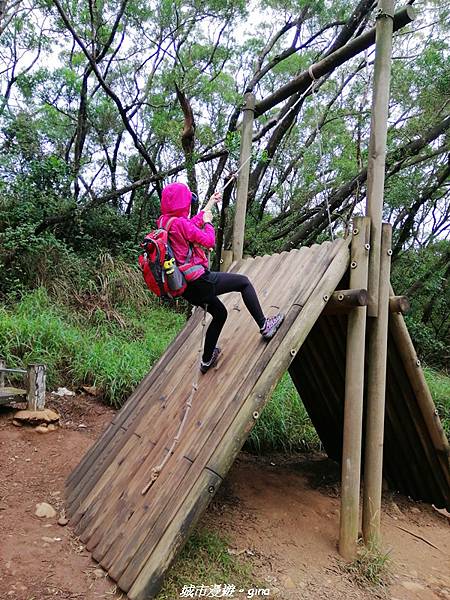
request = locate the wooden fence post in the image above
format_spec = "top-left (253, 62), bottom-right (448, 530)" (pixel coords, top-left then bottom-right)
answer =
top-left (339, 216), bottom-right (370, 559)
top-left (0, 358), bottom-right (5, 388)
top-left (27, 364), bottom-right (46, 411)
top-left (363, 224), bottom-right (392, 545)
top-left (232, 93), bottom-right (255, 262)
top-left (365, 0), bottom-right (395, 317)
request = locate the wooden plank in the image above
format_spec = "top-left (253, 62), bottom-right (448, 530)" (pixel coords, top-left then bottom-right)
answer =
top-left (66, 310), bottom-right (204, 510)
top-left (74, 433), bottom-right (161, 540)
top-left (127, 468), bottom-right (222, 600)
top-left (0, 387), bottom-right (27, 397)
top-left (66, 309), bottom-right (203, 495)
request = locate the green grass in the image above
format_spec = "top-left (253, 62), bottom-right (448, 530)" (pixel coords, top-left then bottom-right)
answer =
top-left (247, 373), bottom-right (320, 453)
top-left (340, 541), bottom-right (392, 589)
top-left (0, 287), bottom-right (184, 407)
top-left (1, 287), bottom-right (449, 449)
top-left (156, 528), bottom-right (256, 600)
top-left (424, 367), bottom-right (450, 437)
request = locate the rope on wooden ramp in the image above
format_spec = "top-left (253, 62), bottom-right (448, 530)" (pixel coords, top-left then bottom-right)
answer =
top-left (141, 304), bottom-right (208, 495)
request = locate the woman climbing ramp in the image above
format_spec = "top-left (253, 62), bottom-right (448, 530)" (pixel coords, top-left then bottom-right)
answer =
top-left (157, 181), bottom-right (285, 373)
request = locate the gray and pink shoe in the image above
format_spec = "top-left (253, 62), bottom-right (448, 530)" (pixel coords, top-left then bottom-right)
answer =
top-left (200, 347), bottom-right (221, 374)
top-left (260, 313), bottom-right (285, 340)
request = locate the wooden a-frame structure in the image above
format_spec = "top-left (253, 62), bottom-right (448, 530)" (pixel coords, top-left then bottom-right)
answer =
top-left (66, 2), bottom-right (450, 598)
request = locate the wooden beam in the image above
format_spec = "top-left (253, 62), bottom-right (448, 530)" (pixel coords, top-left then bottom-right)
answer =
top-left (232, 93), bottom-right (255, 262)
top-left (0, 358), bottom-right (5, 388)
top-left (254, 5), bottom-right (415, 117)
top-left (339, 217), bottom-right (370, 560)
top-left (363, 223), bottom-right (392, 545)
top-left (323, 289), bottom-right (368, 314)
top-left (26, 364), bottom-right (46, 411)
top-left (389, 295), bottom-right (410, 314)
top-left (365, 0), bottom-right (395, 316)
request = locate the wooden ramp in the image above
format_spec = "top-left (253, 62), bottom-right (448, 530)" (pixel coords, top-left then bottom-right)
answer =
top-left (65, 238), bottom-right (351, 600)
top-left (66, 237), bottom-right (450, 599)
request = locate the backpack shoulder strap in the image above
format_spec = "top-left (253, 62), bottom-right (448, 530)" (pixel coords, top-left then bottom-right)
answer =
top-left (162, 216), bottom-right (177, 231)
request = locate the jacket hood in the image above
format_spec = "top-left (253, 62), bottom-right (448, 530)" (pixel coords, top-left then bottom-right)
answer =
top-left (160, 182), bottom-right (192, 218)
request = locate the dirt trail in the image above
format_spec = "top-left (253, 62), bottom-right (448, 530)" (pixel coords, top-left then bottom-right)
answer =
top-left (0, 394), bottom-right (448, 600)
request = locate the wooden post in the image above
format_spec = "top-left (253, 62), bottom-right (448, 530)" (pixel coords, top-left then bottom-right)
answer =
top-left (389, 295), bottom-right (410, 314)
top-left (365, 0), bottom-right (395, 317)
top-left (220, 249), bottom-right (233, 272)
top-left (27, 364), bottom-right (46, 411)
top-left (323, 289), bottom-right (368, 314)
top-left (232, 93), bottom-right (255, 262)
top-left (339, 217), bottom-right (370, 560)
top-left (0, 358), bottom-right (5, 388)
top-left (363, 224), bottom-right (392, 545)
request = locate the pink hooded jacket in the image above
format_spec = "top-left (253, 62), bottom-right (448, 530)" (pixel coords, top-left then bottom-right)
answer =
top-left (157, 182), bottom-right (215, 281)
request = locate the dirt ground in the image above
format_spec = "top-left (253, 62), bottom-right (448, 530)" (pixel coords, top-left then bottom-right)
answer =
top-left (0, 393), bottom-right (449, 600)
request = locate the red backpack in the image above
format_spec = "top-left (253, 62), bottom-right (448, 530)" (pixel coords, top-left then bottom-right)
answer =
top-left (138, 218), bottom-right (203, 298)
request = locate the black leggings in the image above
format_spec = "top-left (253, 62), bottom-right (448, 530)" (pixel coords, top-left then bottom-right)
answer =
top-left (183, 272), bottom-right (266, 362)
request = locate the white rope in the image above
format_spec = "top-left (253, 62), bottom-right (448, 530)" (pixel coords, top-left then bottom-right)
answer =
top-left (142, 301), bottom-right (208, 495)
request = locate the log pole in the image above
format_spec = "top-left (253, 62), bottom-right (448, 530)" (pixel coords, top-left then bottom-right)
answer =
top-left (220, 250), bottom-right (234, 272)
top-left (339, 216), bottom-right (371, 560)
top-left (363, 224), bottom-right (392, 545)
top-left (27, 364), bottom-right (46, 411)
top-left (365, 0), bottom-right (395, 317)
top-left (254, 5), bottom-right (414, 117)
top-left (323, 289), bottom-right (368, 314)
top-left (389, 295), bottom-right (410, 314)
top-left (232, 93), bottom-right (255, 262)
top-left (0, 358), bottom-right (5, 388)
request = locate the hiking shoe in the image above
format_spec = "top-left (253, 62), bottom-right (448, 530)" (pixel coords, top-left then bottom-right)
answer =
top-left (260, 313), bottom-right (285, 340)
top-left (200, 347), bottom-right (221, 374)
